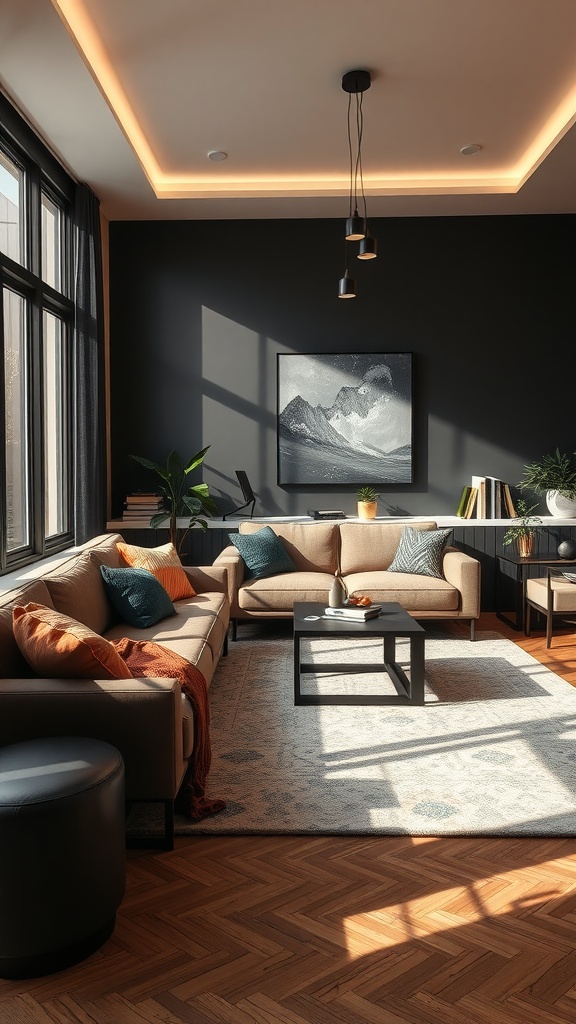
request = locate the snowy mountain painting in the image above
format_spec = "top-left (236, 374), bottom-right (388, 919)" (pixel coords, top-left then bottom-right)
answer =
top-left (277, 353), bottom-right (413, 485)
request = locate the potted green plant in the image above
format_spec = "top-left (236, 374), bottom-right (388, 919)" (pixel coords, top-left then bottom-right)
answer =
top-left (502, 500), bottom-right (542, 557)
top-left (130, 447), bottom-right (217, 555)
top-left (518, 448), bottom-right (576, 517)
top-left (356, 486), bottom-right (380, 520)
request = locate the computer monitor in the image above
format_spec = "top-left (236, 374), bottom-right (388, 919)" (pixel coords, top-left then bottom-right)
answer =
top-left (222, 471), bottom-right (256, 520)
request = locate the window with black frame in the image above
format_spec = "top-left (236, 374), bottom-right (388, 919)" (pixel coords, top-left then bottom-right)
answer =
top-left (0, 97), bottom-right (75, 573)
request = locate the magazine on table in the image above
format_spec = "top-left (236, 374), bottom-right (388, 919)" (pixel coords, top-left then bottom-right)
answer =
top-left (324, 604), bottom-right (382, 621)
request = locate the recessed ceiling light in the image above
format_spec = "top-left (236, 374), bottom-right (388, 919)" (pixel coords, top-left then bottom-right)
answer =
top-left (460, 144), bottom-right (481, 157)
top-left (208, 150), bottom-right (227, 162)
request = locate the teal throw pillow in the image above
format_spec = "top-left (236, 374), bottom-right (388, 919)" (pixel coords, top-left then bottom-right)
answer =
top-left (100, 565), bottom-right (176, 628)
top-left (387, 527), bottom-right (452, 579)
top-left (230, 526), bottom-right (296, 580)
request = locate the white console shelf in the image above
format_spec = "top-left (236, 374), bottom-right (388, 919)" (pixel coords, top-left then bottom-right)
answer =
top-left (107, 515), bottom-right (576, 530)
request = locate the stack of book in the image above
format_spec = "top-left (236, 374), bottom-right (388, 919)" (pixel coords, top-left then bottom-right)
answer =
top-left (455, 485), bottom-right (479, 519)
top-left (324, 604), bottom-right (382, 621)
top-left (122, 492), bottom-right (164, 521)
top-left (456, 476), bottom-right (518, 520)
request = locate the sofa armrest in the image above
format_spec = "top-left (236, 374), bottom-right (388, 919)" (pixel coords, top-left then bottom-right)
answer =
top-left (0, 677), bottom-right (186, 801)
top-left (184, 564), bottom-right (228, 594)
top-left (442, 547), bottom-right (481, 618)
top-left (213, 545), bottom-right (245, 613)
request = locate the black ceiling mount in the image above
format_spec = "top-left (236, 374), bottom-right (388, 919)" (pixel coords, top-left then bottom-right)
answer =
top-left (341, 69), bottom-right (371, 94)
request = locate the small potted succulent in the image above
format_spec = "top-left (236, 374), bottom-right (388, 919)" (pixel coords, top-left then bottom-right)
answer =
top-left (356, 485), bottom-right (380, 520)
top-left (502, 499), bottom-right (542, 558)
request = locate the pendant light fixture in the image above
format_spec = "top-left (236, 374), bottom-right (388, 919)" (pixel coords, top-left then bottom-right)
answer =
top-left (338, 268), bottom-right (356, 298)
top-left (338, 68), bottom-right (377, 295)
top-left (358, 231), bottom-right (377, 259)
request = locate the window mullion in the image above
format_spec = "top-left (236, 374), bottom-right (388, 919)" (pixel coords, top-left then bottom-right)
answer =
top-left (27, 162), bottom-right (41, 279)
top-left (30, 287), bottom-right (44, 558)
top-left (0, 292), bottom-right (7, 570)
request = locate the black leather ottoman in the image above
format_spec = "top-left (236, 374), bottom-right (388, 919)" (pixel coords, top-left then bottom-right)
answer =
top-left (0, 736), bottom-right (125, 979)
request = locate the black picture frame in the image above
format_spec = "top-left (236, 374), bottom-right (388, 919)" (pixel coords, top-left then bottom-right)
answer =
top-left (277, 352), bottom-right (413, 486)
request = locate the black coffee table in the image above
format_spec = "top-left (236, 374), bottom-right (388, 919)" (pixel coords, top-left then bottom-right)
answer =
top-left (293, 601), bottom-right (426, 706)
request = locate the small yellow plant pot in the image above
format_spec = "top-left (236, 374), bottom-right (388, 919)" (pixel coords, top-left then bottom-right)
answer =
top-left (357, 501), bottom-right (377, 520)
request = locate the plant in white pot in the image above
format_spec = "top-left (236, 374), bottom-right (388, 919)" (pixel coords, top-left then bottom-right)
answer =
top-left (518, 448), bottom-right (576, 518)
top-left (356, 486), bottom-right (380, 520)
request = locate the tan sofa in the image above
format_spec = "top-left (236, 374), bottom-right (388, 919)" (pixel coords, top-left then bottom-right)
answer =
top-left (214, 520), bottom-right (480, 640)
top-left (0, 532), bottom-right (229, 848)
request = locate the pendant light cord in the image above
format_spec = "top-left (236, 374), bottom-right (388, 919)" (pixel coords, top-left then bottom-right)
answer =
top-left (347, 87), bottom-right (366, 221)
top-left (355, 90), bottom-right (363, 218)
top-left (347, 92), bottom-right (354, 218)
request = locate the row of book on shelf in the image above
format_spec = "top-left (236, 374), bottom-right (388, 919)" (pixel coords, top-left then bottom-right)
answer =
top-left (122, 492), bottom-right (165, 521)
top-left (456, 476), bottom-right (518, 520)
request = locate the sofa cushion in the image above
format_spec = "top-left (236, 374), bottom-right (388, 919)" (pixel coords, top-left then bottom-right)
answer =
top-left (116, 541), bottom-right (195, 601)
top-left (44, 550), bottom-right (119, 635)
top-left (104, 592), bottom-right (229, 685)
top-left (344, 571), bottom-right (459, 611)
top-left (237, 571), bottom-right (335, 611)
top-left (0, 580), bottom-right (56, 678)
top-left (388, 527), bottom-right (452, 579)
top-left (230, 526), bottom-right (297, 579)
top-left (339, 521), bottom-right (438, 574)
top-left (238, 522), bottom-right (339, 573)
top-left (13, 603), bottom-right (133, 679)
top-left (100, 565), bottom-right (176, 628)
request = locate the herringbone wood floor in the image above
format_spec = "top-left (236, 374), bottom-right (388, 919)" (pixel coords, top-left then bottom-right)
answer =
top-left (2, 614), bottom-right (576, 1024)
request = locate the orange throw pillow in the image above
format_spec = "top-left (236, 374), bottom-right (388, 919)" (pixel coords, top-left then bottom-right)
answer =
top-left (116, 541), bottom-right (195, 601)
top-left (13, 603), bottom-right (132, 679)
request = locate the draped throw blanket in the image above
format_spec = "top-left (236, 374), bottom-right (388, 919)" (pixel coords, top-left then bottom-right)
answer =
top-left (112, 638), bottom-right (225, 821)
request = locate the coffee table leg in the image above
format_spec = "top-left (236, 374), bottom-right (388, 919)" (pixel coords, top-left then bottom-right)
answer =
top-left (410, 635), bottom-right (425, 705)
top-left (384, 634), bottom-right (396, 663)
top-left (293, 634), bottom-right (302, 705)
top-left (384, 632), bottom-right (425, 704)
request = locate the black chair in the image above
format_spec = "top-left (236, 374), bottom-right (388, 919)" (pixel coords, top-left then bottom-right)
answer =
top-left (525, 567), bottom-right (576, 648)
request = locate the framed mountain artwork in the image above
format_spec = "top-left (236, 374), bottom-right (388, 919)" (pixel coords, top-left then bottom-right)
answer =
top-left (277, 352), bottom-right (413, 486)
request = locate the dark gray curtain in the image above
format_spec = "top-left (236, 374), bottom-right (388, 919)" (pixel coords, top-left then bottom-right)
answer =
top-left (73, 183), bottom-right (106, 543)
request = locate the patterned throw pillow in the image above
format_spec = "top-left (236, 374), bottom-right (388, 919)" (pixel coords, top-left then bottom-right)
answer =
top-left (100, 565), bottom-right (176, 628)
top-left (387, 527), bottom-right (452, 579)
top-left (230, 526), bottom-right (297, 580)
top-left (12, 603), bottom-right (132, 679)
top-left (116, 541), bottom-right (195, 601)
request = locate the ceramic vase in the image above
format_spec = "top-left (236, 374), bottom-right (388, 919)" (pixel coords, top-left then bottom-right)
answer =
top-left (328, 574), bottom-right (347, 607)
top-left (516, 534), bottom-right (534, 558)
top-left (546, 490), bottom-right (576, 518)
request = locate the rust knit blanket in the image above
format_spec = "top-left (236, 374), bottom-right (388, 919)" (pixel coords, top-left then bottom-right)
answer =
top-left (112, 637), bottom-right (226, 821)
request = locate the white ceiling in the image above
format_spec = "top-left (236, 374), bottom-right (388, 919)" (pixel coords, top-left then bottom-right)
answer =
top-left (1, 0), bottom-right (576, 221)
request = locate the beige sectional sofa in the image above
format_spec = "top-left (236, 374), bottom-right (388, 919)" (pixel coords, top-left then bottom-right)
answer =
top-left (214, 520), bottom-right (480, 640)
top-left (0, 532), bottom-right (230, 848)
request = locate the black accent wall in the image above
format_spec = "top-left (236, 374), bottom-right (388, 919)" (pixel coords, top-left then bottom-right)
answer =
top-left (109, 214), bottom-right (575, 521)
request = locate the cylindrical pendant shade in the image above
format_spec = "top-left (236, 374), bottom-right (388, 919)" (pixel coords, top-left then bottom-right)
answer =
top-left (338, 274), bottom-right (356, 298)
top-left (358, 233), bottom-right (377, 259)
top-left (345, 214), bottom-right (365, 241)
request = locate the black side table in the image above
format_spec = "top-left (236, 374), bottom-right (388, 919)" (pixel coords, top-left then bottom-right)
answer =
top-left (496, 553), bottom-right (576, 631)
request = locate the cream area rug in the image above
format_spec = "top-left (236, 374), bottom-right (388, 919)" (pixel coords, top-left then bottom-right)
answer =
top-left (127, 626), bottom-right (576, 838)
